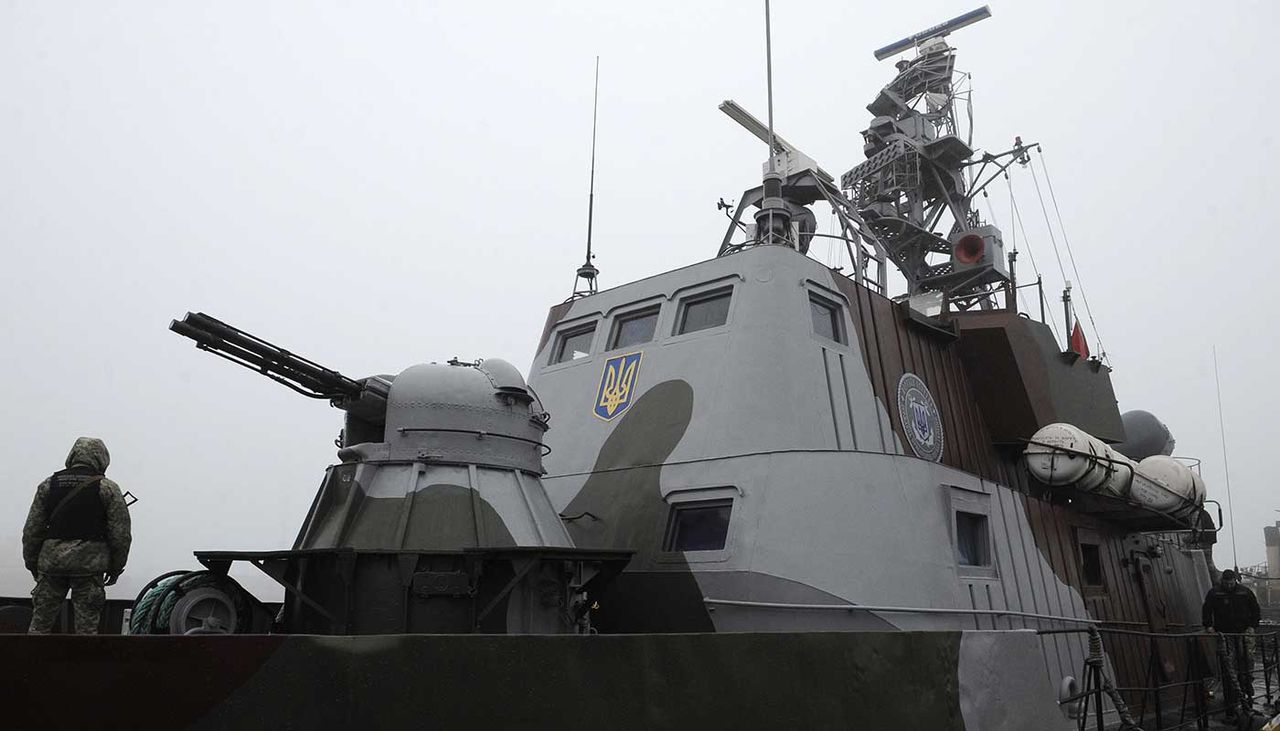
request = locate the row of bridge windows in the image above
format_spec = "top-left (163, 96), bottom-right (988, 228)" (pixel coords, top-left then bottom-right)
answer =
top-left (551, 287), bottom-right (847, 365)
top-left (550, 288), bottom-right (735, 365)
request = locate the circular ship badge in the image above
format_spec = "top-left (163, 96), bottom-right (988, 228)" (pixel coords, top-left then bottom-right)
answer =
top-left (896, 373), bottom-right (944, 462)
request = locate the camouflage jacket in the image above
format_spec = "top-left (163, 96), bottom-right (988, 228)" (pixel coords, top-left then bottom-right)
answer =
top-left (21, 437), bottom-right (132, 576)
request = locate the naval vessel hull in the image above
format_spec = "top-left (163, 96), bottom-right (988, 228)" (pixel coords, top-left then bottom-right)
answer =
top-left (2, 630), bottom-right (1070, 730)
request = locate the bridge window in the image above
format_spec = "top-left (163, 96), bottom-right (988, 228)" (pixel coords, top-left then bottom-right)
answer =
top-left (676, 288), bottom-right (732, 335)
top-left (809, 294), bottom-right (844, 343)
top-left (610, 306), bottom-right (660, 349)
top-left (664, 499), bottom-right (733, 552)
top-left (955, 511), bottom-right (991, 567)
top-left (552, 325), bottom-right (595, 364)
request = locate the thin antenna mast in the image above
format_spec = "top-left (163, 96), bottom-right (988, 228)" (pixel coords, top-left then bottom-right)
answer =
top-left (754, 0), bottom-right (791, 248)
top-left (570, 57), bottom-right (601, 299)
top-left (1213, 346), bottom-right (1240, 571)
top-left (764, 0), bottom-right (776, 177)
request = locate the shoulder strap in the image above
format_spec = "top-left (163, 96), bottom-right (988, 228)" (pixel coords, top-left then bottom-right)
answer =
top-left (45, 475), bottom-right (104, 528)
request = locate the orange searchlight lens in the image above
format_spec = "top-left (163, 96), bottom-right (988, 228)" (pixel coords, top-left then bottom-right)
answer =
top-left (954, 234), bottom-right (985, 265)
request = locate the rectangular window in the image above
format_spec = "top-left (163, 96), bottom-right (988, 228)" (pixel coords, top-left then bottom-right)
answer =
top-left (1080, 543), bottom-right (1105, 587)
top-left (955, 511), bottom-right (991, 567)
top-left (552, 325), bottom-right (595, 364)
top-left (676, 289), bottom-right (732, 335)
top-left (810, 294), bottom-right (843, 343)
top-left (663, 499), bottom-right (733, 551)
top-left (610, 307), bottom-right (660, 349)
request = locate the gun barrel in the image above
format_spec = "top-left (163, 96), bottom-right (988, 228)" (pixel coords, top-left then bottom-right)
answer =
top-left (170, 312), bottom-right (366, 402)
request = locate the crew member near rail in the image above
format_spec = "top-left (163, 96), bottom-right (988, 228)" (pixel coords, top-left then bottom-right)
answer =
top-left (22, 437), bottom-right (132, 634)
top-left (1202, 568), bottom-right (1261, 716)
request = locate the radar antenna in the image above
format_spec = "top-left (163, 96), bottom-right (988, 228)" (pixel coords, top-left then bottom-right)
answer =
top-left (873, 6), bottom-right (992, 61)
top-left (713, 3), bottom-right (890, 292)
top-left (570, 57), bottom-right (602, 300)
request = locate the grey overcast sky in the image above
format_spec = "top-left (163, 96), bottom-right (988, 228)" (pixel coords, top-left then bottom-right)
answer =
top-left (2, 1), bottom-right (1277, 599)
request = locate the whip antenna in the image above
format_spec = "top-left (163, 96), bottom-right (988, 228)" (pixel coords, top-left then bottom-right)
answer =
top-left (1213, 346), bottom-right (1240, 571)
top-left (752, 0), bottom-right (791, 247)
top-left (765, 0), bottom-right (776, 176)
top-left (571, 56), bottom-right (601, 299)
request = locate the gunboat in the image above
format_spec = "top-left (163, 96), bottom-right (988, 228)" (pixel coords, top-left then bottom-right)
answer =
top-left (4, 7), bottom-right (1277, 731)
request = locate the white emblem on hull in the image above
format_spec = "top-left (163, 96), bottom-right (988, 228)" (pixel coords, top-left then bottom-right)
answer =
top-left (896, 372), bottom-right (944, 462)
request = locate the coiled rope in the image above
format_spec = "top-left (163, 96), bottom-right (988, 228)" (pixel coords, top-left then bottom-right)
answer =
top-left (129, 570), bottom-right (250, 634)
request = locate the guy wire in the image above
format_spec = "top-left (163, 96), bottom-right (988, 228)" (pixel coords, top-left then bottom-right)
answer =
top-left (983, 190), bottom-right (1031, 316)
top-left (1037, 148), bottom-right (1109, 365)
top-left (1213, 345), bottom-right (1239, 571)
top-left (1027, 162), bottom-right (1069, 293)
top-left (1007, 173), bottom-right (1060, 343)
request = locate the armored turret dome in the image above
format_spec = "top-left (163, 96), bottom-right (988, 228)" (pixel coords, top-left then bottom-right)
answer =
top-left (384, 358), bottom-right (549, 473)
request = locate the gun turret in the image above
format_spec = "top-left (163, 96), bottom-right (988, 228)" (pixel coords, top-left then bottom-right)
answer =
top-left (170, 312), bottom-right (390, 444)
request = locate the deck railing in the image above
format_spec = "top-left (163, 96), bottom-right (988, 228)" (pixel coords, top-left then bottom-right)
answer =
top-left (1038, 626), bottom-right (1280, 730)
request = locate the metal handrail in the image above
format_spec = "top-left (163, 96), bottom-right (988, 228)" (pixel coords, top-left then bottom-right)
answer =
top-left (1038, 627), bottom-right (1280, 730)
top-left (703, 597), bottom-right (1097, 625)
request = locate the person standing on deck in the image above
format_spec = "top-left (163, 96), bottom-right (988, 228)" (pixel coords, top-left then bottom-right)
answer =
top-left (22, 437), bottom-right (132, 634)
top-left (1202, 568), bottom-right (1261, 716)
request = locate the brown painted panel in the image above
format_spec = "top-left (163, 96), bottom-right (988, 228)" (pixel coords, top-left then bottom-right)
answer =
top-left (952, 353), bottom-right (1000, 478)
top-left (935, 344), bottom-right (984, 475)
top-left (1013, 492), bottom-right (1070, 676)
top-left (846, 285), bottom-right (892, 452)
top-left (1031, 499), bottom-right (1082, 671)
top-left (868, 296), bottom-right (907, 449)
top-left (904, 328), bottom-right (950, 465)
top-left (915, 331), bottom-right (962, 469)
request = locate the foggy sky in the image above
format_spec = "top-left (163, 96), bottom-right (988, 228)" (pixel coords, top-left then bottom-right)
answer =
top-left (2, 1), bottom-right (1277, 600)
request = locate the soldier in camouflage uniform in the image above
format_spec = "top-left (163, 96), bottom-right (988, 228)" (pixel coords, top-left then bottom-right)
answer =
top-left (22, 437), bottom-right (132, 634)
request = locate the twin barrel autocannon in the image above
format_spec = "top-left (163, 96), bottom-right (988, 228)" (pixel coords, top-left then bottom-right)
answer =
top-left (139, 313), bottom-right (629, 636)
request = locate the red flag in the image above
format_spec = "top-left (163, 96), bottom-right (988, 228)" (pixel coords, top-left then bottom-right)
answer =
top-left (1070, 320), bottom-right (1090, 359)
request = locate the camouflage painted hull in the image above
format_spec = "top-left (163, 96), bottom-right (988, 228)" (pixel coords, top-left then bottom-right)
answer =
top-left (3, 630), bottom-right (1074, 730)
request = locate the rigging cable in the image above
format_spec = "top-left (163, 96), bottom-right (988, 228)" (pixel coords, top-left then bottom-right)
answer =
top-left (982, 189), bottom-right (1033, 316)
top-left (1026, 161), bottom-right (1070, 291)
top-left (1037, 148), bottom-right (1110, 365)
top-left (827, 210), bottom-right (839, 269)
top-left (1006, 173), bottom-right (1061, 343)
top-left (1212, 346), bottom-right (1240, 571)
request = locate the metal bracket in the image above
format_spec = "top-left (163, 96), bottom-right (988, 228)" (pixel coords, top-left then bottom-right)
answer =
top-left (248, 558), bottom-right (336, 623)
top-left (473, 558), bottom-right (540, 630)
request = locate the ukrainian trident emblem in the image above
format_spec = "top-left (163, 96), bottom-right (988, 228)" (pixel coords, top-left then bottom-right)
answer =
top-left (911, 401), bottom-right (934, 447)
top-left (594, 352), bottom-right (642, 420)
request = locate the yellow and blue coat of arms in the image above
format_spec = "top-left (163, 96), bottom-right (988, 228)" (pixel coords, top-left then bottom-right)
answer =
top-left (594, 352), bottom-right (642, 421)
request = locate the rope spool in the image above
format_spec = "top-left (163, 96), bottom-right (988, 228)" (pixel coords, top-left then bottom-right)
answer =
top-left (129, 570), bottom-right (251, 635)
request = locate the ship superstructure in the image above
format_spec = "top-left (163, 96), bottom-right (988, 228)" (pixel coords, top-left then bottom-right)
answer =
top-left (528, 7), bottom-right (1227, 727)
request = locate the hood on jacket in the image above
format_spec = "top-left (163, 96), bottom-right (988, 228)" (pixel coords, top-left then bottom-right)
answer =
top-left (65, 437), bottom-right (110, 473)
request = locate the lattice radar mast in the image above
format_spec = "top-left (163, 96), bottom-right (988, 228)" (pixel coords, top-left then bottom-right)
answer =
top-left (842, 6), bottom-right (1035, 310)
